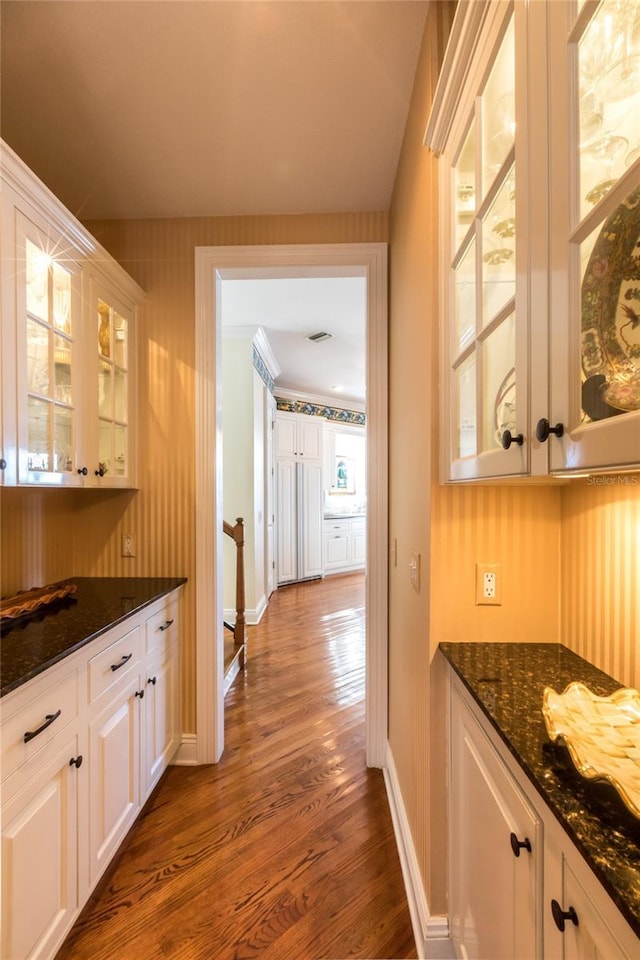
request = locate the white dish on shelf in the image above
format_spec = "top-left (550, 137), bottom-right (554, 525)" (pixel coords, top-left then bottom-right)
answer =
top-left (542, 681), bottom-right (640, 818)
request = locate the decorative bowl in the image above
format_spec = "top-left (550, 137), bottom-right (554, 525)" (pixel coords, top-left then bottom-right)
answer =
top-left (542, 681), bottom-right (640, 819)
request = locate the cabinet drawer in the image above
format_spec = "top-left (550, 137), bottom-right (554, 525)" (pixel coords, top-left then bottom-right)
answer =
top-left (350, 518), bottom-right (366, 534)
top-left (146, 599), bottom-right (178, 656)
top-left (324, 520), bottom-right (350, 534)
top-left (1, 667), bottom-right (79, 781)
top-left (88, 624), bottom-right (142, 704)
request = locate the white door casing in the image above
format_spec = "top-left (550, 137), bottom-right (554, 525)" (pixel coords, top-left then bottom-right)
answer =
top-left (194, 242), bottom-right (388, 766)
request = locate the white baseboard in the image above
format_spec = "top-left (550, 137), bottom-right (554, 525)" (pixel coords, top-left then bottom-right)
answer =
top-left (224, 593), bottom-right (267, 626)
top-left (384, 743), bottom-right (454, 960)
top-left (173, 734), bottom-right (198, 766)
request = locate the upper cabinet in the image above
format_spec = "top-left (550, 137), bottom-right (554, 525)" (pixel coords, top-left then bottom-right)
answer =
top-left (426, 0), bottom-right (640, 482)
top-left (275, 411), bottom-right (323, 461)
top-left (1, 141), bottom-right (143, 487)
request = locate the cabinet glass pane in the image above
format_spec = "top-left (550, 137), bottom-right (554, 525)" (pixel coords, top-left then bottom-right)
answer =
top-left (98, 301), bottom-right (111, 358)
top-left (482, 167), bottom-right (516, 324)
top-left (26, 319), bottom-right (50, 396)
top-left (455, 240), bottom-right (476, 353)
top-left (54, 406), bottom-right (73, 472)
top-left (580, 182), bottom-right (640, 423)
top-left (455, 121), bottom-right (477, 249)
top-left (99, 420), bottom-right (112, 476)
top-left (482, 313), bottom-right (516, 451)
top-left (98, 360), bottom-right (112, 419)
top-left (481, 17), bottom-right (515, 196)
top-left (114, 425), bottom-right (127, 476)
top-left (456, 354), bottom-right (477, 458)
top-left (114, 369), bottom-right (126, 423)
top-left (114, 312), bottom-right (127, 367)
top-left (25, 240), bottom-right (49, 321)
top-left (579, 0), bottom-right (640, 220)
top-left (27, 396), bottom-right (50, 471)
top-left (52, 262), bottom-right (71, 334)
top-left (54, 335), bottom-right (72, 404)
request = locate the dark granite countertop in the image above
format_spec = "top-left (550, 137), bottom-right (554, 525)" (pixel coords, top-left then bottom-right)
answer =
top-left (1, 577), bottom-right (186, 698)
top-left (439, 642), bottom-right (640, 939)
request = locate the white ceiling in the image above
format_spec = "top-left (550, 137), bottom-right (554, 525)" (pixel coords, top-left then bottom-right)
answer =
top-left (1, 0), bottom-right (428, 407)
top-left (0, 0), bottom-right (428, 221)
top-left (221, 275), bottom-right (366, 404)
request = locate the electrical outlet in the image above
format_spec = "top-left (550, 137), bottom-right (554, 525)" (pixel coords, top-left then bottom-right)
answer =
top-left (476, 563), bottom-right (501, 605)
top-left (122, 534), bottom-right (136, 558)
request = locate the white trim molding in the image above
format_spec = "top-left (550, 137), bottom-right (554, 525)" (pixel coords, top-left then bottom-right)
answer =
top-left (384, 743), bottom-right (454, 960)
top-left (173, 734), bottom-right (198, 766)
top-left (194, 242), bottom-right (388, 768)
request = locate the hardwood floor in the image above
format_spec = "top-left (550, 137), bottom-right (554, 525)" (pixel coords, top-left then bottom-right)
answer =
top-left (57, 573), bottom-right (416, 960)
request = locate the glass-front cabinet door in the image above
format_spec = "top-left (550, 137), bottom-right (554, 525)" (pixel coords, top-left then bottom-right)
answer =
top-left (87, 277), bottom-right (136, 487)
top-left (547, 0), bottom-right (640, 472)
top-left (15, 212), bottom-right (85, 485)
top-left (430, 2), bottom-right (532, 481)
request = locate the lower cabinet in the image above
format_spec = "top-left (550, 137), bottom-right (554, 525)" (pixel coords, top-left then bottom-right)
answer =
top-left (450, 676), bottom-right (638, 960)
top-left (323, 516), bottom-right (366, 574)
top-left (0, 586), bottom-right (183, 960)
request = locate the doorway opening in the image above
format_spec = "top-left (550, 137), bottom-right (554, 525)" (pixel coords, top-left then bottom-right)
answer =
top-left (194, 243), bottom-right (388, 766)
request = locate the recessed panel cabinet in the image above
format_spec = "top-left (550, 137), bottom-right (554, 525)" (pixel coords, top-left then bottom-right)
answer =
top-left (449, 675), bottom-right (639, 960)
top-left (0, 139), bottom-right (143, 487)
top-left (427, 0), bottom-right (640, 481)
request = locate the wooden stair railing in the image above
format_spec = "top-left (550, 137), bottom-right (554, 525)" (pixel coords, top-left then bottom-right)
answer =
top-left (223, 517), bottom-right (247, 671)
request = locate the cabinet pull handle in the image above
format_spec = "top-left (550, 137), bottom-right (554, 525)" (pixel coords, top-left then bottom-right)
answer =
top-left (535, 418), bottom-right (564, 443)
top-left (135, 689), bottom-right (145, 699)
top-left (77, 466), bottom-right (88, 476)
top-left (501, 430), bottom-right (524, 450)
top-left (110, 653), bottom-right (133, 672)
top-left (509, 832), bottom-right (531, 857)
top-left (148, 676), bottom-right (157, 685)
top-left (69, 755), bottom-right (83, 768)
top-left (0, 458), bottom-right (6, 470)
top-left (551, 899), bottom-right (579, 932)
top-left (24, 709), bottom-right (62, 743)
top-left (158, 619), bottom-right (174, 632)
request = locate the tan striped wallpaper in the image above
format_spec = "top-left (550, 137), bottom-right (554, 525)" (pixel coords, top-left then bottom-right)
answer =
top-left (1, 211), bottom-right (388, 734)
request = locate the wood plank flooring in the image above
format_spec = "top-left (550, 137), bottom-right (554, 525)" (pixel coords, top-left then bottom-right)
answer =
top-left (57, 573), bottom-right (416, 960)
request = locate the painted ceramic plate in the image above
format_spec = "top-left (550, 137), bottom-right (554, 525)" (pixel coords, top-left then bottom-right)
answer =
top-left (581, 184), bottom-right (640, 418)
top-left (542, 681), bottom-right (640, 819)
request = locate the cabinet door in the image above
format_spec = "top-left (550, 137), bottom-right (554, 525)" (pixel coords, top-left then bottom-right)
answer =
top-left (325, 532), bottom-right (350, 569)
top-left (276, 458), bottom-right (297, 583)
top-left (14, 209), bottom-right (85, 486)
top-left (547, 0), bottom-right (640, 473)
top-left (297, 416), bottom-right (322, 460)
top-left (450, 683), bottom-right (542, 960)
top-left (88, 675), bottom-right (141, 886)
top-left (350, 527), bottom-right (366, 567)
top-left (86, 274), bottom-right (137, 487)
top-left (436, 2), bottom-right (534, 481)
top-left (1, 733), bottom-right (81, 960)
top-left (301, 461), bottom-right (323, 578)
top-left (275, 415), bottom-right (298, 459)
top-left (143, 647), bottom-right (179, 797)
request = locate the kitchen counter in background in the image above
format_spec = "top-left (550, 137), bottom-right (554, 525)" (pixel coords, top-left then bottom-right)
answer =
top-left (439, 642), bottom-right (640, 938)
top-left (1, 576), bottom-right (186, 697)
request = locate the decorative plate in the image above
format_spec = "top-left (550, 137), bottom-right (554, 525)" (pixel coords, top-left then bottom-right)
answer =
top-left (542, 681), bottom-right (640, 819)
top-left (581, 184), bottom-right (640, 419)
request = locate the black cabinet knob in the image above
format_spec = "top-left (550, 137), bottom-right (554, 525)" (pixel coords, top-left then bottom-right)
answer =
top-left (501, 430), bottom-right (524, 450)
top-left (510, 832), bottom-right (531, 857)
top-left (147, 676), bottom-right (157, 686)
top-left (0, 458), bottom-right (6, 470)
top-left (77, 466), bottom-right (88, 476)
top-left (95, 467), bottom-right (105, 477)
top-left (551, 899), bottom-right (579, 932)
top-left (135, 689), bottom-right (145, 699)
top-left (536, 418), bottom-right (564, 443)
top-left (69, 755), bottom-right (83, 769)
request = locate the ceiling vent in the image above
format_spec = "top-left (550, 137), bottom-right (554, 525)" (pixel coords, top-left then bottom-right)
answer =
top-left (306, 331), bottom-right (333, 343)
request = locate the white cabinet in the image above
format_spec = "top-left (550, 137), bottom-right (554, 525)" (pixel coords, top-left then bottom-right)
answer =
top-left (323, 516), bottom-right (366, 574)
top-left (0, 585), bottom-right (183, 960)
top-left (427, 0), bottom-right (640, 481)
top-left (0, 139), bottom-right (143, 488)
top-left (277, 458), bottom-right (323, 584)
top-left (275, 411), bottom-right (323, 461)
top-left (449, 675), bottom-right (639, 960)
